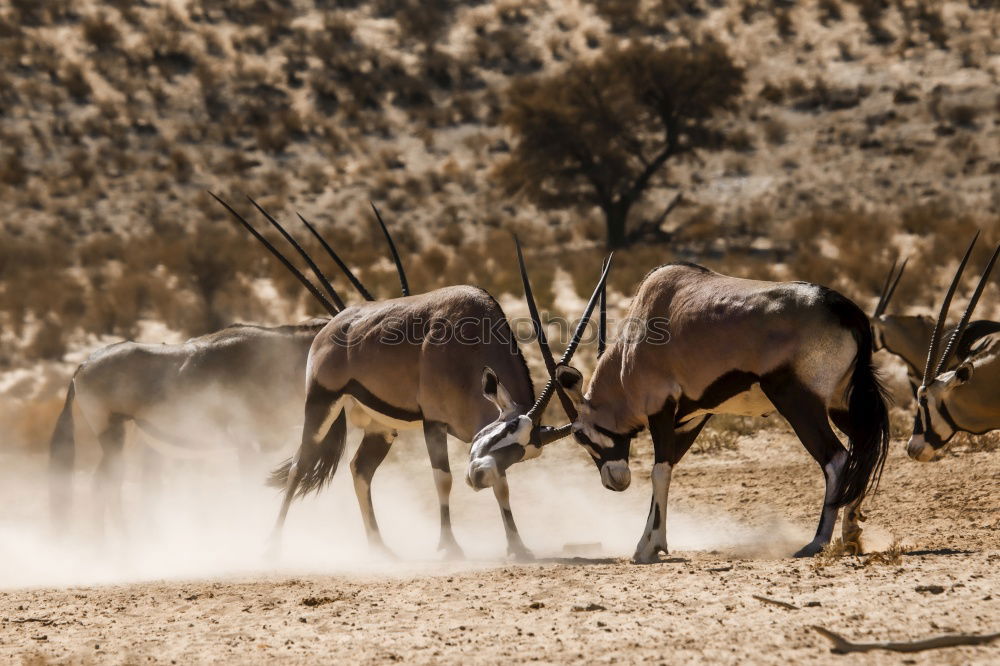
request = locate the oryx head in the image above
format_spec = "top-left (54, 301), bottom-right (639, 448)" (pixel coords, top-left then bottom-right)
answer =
top-left (551, 363), bottom-right (635, 492)
top-left (465, 240), bottom-right (611, 491)
top-left (908, 232), bottom-right (1000, 462)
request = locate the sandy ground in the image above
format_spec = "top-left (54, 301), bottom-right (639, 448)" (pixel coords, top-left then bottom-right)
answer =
top-left (0, 429), bottom-right (997, 664)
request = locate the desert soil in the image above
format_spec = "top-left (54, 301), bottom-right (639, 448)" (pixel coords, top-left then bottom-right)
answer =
top-left (1, 431), bottom-right (997, 665)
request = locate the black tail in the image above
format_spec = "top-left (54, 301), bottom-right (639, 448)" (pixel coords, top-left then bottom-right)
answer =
top-left (48, 380), bottom-right (77, 527)
top-left (267, 399), bottom-right (347, 499)
top-left (827, 292), bottom-right (891, 507)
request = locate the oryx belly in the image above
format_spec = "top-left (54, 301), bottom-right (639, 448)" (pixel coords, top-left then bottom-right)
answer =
top-left (353, 399), bottom-right (423, 432)
top-left (685, 383), bottom-right (775, 419)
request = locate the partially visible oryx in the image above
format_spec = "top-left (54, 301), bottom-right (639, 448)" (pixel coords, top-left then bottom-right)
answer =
top-left (249, 221), bottom-right (610, 559)
top-left (907, 234), bottom-right (1000, 462)
top-left (469, 260), bottom-right (891, 560)
top-left (49, 196), bottom-right (404, 533)
top-left (871, 258), bottom-right (1000, 396)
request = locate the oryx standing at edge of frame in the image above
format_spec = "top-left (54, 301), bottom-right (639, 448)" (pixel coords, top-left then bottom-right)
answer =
top-left (870, 258), bottom-right (1000, 397)
top-left (469, 259), bottom-right (891, 561)
top-left (247, 224), bottom-right (611, 559)
top-left (907, 233), bottom-right (1000, 462)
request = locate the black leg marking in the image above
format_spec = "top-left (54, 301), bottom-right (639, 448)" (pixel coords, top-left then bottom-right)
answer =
top-left (350, 430), bottom-right (395, 553)
top-left (492, 476), bottom-right (532, 560)
top-left (760, 368), bottom-right (847, 558)
top-left (423, 421), bottom-right (463, 559)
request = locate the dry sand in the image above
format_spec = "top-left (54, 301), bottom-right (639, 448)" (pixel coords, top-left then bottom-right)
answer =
top-left (0, 428), bottom-right (997, 664)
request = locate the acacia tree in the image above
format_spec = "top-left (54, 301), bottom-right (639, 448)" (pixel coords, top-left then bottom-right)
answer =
top-left (497, 41), bottom-right (744, 249)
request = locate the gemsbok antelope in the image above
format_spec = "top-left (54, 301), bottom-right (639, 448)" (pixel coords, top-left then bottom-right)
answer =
top-left (252, 224), bottom-right (610, 559)
top-left (907, 234), bottom-right (1000, 462)
top-left (49, 196), bottom-right (404, 532)
top-left (469, 260), bottom-right (892, 560)
top-left (871, 258), bottom-right (1000, 396)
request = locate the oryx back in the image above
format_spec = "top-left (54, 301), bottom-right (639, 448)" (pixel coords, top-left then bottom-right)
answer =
top-left (310, 285), bottom-right (533, 442)
top-left (611, 264), bottom-right (859, 425)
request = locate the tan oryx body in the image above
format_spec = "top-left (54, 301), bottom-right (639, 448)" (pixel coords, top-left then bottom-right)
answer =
top-left (49, 320), bottom-right (326, 531)
top-left (470, 261), bottom-right (891, 561)
top-left (870, 259), bottom-right (1000, 395)
top-left (216, 199), bottom-right (609, 559)
top-left (907, 234), bottom-right (1000, 462)
top-left (270, 285), bottom-right (553, 558)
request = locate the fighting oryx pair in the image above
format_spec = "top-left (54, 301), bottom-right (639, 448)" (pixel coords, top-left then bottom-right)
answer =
top-left (228, 199), bottom-right (892, 562)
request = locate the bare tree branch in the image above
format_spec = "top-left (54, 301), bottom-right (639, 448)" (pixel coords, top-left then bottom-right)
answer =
top-left (813, 626), bottom-right (1000, 654)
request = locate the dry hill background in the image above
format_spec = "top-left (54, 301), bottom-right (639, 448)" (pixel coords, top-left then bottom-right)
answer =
top-left (0, 0), bottom-right (998, 448)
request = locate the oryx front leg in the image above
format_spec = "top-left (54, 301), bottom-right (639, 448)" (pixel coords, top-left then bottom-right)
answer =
top-left (424, 421), bottom-right (463, 559)
top-left (350, 429), bottom-right (395, 557)
top-left (492, 476), bottom-right (532, 561)
top-left (633, 410), bottom-right (707, 564)
top-left (633, 462), bottom-right (672, 563)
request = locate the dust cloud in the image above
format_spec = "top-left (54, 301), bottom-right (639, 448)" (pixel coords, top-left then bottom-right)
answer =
top-left (0, 409), bottom-right (806, 590)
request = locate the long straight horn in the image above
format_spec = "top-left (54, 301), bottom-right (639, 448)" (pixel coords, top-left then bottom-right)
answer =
top-left (247, 197), bottom-right (346, 311)
top-left (879, 256), bottom-right (908, 316)
top-left (370, 202), bottom-right (409, 297)
top-left (515, 237), bottom-right (578, 423)
top-left (873, 258), bottom-right (897, 317)
top-left (598, 256), bottom-right (609, 357)
top-left (209, 192), bottom-right (339, 316)
top-left (934, 242), bottom-right (1000, 376)
top-left (297, 212), bottom-right (374, 301)
top-left (922, 232), bottom-right (979, 387)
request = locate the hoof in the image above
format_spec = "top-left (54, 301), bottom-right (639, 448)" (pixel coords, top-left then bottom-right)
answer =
top-left (843, 538), bottom-right (863, 556)
top-left (793, 542), bottom-right (824, 558)
top-left (508, 546), bottom-right (535, 562)
top-left (438, 542), bottom-right (465, 561)
top-left (370, 541), bottom-right (398, 561)
top-left (632, 545), bottom-right (668, 564)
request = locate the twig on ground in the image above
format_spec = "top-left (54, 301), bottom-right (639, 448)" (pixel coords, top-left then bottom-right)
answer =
top-left (10, 617), bottom-right (55, 626)
top-left (813, 626), bottom-right (1000, 654)
top-left (752, 595), bottom-right (798, 610)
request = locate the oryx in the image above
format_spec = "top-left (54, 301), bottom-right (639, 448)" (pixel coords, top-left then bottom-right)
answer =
top-left (246, 220), bottom-right (611, 558)
top-left (871, 258), bottom-right (1000, 396)
top-left (907, 233), bottom-right (1000, 462)
top-left (49, 196), bottom-right (404, 533)
top-left (469, 259), bottom-right (892, 560)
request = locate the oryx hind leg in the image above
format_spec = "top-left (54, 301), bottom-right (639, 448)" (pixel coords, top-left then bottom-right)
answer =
top-left (350, 427), bottom-right (396, 556)
top-left (423, 421), bottom-right (463, 559)
top-left (761, 370), bottom-right (847, 558)
top-left (269, 386), bottom-right (346, 556)
top-left (830, 409), bottom-right (866, 555)
top-left (634, 405), bottom-right (710, 564)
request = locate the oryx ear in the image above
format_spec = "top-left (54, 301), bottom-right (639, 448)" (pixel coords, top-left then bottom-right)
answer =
top-left (555, 364), bottom-right (585, 407)
top-left (953, 360), bottom-right (974, 386)
top-left (482, 366), bottom-right (516, 416)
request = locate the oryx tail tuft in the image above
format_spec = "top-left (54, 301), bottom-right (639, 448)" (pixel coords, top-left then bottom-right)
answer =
top-left (268, 408), bottom-right (348, 498)
top-left (827, 291), bottom-right (890, 507)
